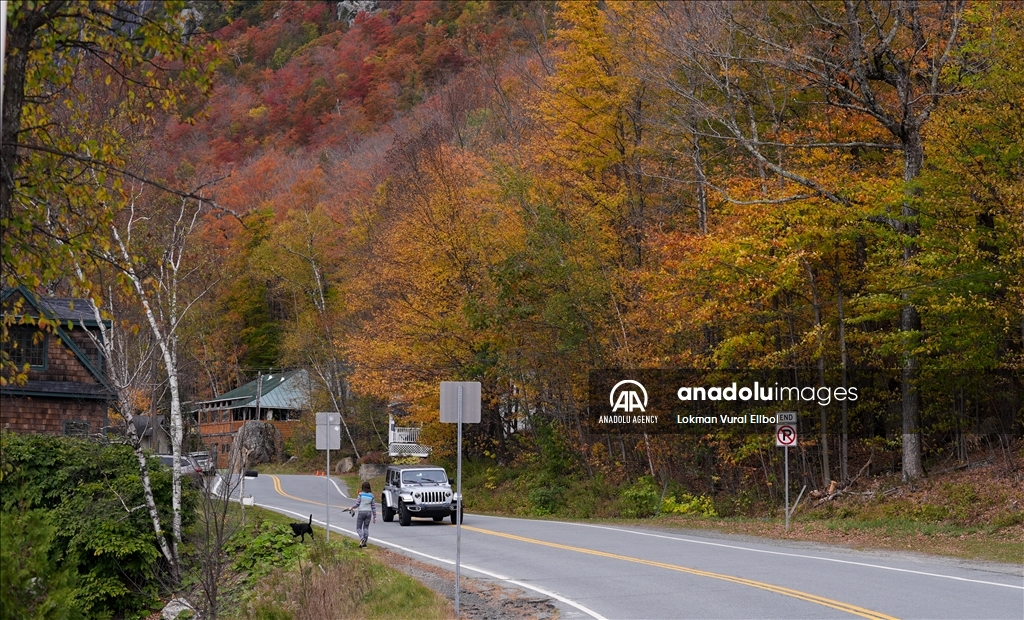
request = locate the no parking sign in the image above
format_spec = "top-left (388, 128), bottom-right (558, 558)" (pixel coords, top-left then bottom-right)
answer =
top-left (775, 414), bottom-right (798, 531)
top-left (775, 423), bottom-right (797, 447)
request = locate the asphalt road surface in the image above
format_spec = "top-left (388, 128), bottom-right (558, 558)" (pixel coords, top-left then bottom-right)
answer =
top-left (227, 473), bottom-right (1023, 620)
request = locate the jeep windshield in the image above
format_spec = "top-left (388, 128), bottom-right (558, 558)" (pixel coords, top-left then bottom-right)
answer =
top-left (401, 469), bottom-right (448, 485)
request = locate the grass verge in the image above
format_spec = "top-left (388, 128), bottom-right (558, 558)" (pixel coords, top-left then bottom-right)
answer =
top-left (223, 506), bottom-right (451, 619)
top-left (644, 513), bottom-right (1024, 565)
top-left (458, 452), bottom-right (1024, 566)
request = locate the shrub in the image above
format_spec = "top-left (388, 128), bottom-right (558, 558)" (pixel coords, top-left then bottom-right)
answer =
top-left (227, 518), bottom-right (303, 583)
top-left (620, 476), bottom-right (660, 518)
top-left (661, 493), bottom-right (718, 517)
top-left (0, 432), bottom-right (187, 618)
top-left (0, 509), bottom-right (82, 619)
top-left (358, 451), bottom-right (389, 465)
top-left (528, 486), bottom-right (566, 515)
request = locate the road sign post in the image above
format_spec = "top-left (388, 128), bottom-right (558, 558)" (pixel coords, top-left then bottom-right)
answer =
top-left (440, 381), bottom-right (481, 619)
top-left (775, 413), bottom-right (798, 531)
top-left (316, 412), bottom-right (341, 540)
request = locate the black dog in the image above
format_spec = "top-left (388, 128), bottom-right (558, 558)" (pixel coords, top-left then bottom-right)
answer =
top-left (290, 514), bottom-right (314, 542)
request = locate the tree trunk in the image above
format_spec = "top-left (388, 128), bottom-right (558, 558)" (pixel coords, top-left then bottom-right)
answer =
top-left (900, 305), bottom-right (924, 480)
top-left (78, 271), bottom-right (178, 573)
top-left (837, 287), bottom-right (849, 483)
top-left (804, 261), bottom-right (830, 487)
top-left (166, 350), bottom-right (185, 546)
top-left (1, 3), bottom-right (66, 221)
top-left (900, 128), bottom-right (925, 481)
top-left (693, 133), bottom-right (708, 234)
top-left (115, 228), bottom-right (185, 550)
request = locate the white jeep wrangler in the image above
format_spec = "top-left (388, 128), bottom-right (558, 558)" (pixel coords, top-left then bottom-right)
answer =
top-left (381, 464), bottom-right (463, 525)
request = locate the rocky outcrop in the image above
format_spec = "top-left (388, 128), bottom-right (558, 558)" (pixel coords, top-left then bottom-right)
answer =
top-left (335, 456), bottom-right (355, 473)
top-left (359, 463), bottom-right (387, 480)
top-left (161, 598), bottom-right (198, 619)
top-left (229, 421), bottom-right (284, 471)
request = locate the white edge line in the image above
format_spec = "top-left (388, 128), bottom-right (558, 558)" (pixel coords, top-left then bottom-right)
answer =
top-left (257, 502), bottom-right (608, 620)
top-left (329, 476), bottom-right (348, 498)
top-left (473, 514), bottom-right (1024, 590)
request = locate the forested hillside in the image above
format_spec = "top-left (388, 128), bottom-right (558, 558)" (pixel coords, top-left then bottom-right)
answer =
top-left (5, 0), bottom-right (1023, 505)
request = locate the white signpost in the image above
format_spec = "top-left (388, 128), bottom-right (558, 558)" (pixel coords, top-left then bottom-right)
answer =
top-left (316, 412), bottom-right (341, 540)
top-left (440, 381), bottom-right (481, 619)
top-left (775, 412), bottom-right (798, 531)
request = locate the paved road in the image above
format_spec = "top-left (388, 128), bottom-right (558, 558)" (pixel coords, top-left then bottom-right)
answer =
top-left (231, 473), bottom-right (1023, 620)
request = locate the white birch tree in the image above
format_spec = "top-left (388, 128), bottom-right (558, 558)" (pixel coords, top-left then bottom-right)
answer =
top-left (107, 192), bottom-right (217, 553)
top-left (72, 266), bottom-right (179, 574)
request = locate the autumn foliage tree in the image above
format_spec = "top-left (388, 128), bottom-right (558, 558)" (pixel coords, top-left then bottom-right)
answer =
top-left (27, 1), bottom-right (1016, 510)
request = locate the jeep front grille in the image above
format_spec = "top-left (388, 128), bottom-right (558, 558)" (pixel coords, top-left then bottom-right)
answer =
top-left (419, 491), bottom-right (447, 504)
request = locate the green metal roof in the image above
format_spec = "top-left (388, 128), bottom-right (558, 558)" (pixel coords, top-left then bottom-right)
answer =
top-left (197, 369), bottom-right (309, 411)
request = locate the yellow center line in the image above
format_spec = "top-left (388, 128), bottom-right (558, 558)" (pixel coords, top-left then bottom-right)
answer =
top-left (269, 475), bottom-right (350, 510)
top-left (461, 525), bottom-right (898, 620)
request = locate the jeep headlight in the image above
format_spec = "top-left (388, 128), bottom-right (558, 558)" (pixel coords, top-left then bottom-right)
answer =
top-left (400, 493), bottom-right (415, 503)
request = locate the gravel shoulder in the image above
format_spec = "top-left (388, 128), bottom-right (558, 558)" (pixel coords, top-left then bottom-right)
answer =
top-left (377, 547), bottom-right (559, 619)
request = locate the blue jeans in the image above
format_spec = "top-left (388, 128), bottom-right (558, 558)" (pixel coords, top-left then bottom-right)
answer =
top-left (356, 511), bottom-right (372, 545)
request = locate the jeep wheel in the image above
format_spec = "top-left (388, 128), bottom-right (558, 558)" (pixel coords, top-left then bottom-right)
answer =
top-left (450, 507), bottom-right (464, 525)
top-left (398, 501), bottom-right (411, 526)
top-left (382, 498), bottom-right (395, 523)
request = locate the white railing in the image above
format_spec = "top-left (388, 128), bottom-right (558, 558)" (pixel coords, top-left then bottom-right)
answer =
top-left (390, 442), bottom-right (431, 457)
top-left (388, 414), bottom-right (430, 457)
top-left (391, 426), bottom-right (421, 444)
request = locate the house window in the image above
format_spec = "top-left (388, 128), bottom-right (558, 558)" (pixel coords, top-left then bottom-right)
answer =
top-left (62, 420), bottom-right (90, 436)
top-left (3, 327), bottom-right (47, 369)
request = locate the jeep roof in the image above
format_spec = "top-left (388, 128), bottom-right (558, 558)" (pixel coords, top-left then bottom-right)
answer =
top-left (386, 464), bottom-right (449, 485)
top-left (386, 464), bottom-right (445, 470)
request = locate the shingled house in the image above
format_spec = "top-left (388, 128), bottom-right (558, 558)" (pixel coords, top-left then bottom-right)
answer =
top-left (195, 369), bottom-right (309, 467)
top-left (1, 286), bottom-right (115, 436)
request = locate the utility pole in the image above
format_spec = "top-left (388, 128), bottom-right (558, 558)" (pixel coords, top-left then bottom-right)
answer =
top-left (254, 372), bottom-right (263, 421)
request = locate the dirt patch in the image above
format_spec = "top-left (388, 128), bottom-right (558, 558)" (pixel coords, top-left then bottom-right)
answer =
top-left (377, 548), bottom-right (559, 620)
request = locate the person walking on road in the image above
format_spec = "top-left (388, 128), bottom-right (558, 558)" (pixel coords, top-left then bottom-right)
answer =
top-left (349, 481), bottom-right (377, 547)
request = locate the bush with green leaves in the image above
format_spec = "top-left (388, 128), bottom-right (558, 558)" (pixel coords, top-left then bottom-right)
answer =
top-left (0, 509), bottom-right (82, 619)
top-left (620, 476), bottom-right (660, 518)
top-left (226, 518), bottom-right (304, 583)
top-left (528, 484), bottom-right (567, 515)
top-left (0, 431), bottom-right (192, 619)
top-left (661, 493), bottom-right (718, 517)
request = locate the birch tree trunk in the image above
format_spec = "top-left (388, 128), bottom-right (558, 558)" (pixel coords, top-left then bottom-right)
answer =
top-left (110, 196), bottom-right (215, 551)
top-left (75, 274), bottom-right (178, 573)
top-left (115, 230), bottom-right (184, 549)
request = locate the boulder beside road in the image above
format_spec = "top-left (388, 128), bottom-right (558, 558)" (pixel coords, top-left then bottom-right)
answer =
top-left (229, 421), bottom-right (284, 471)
